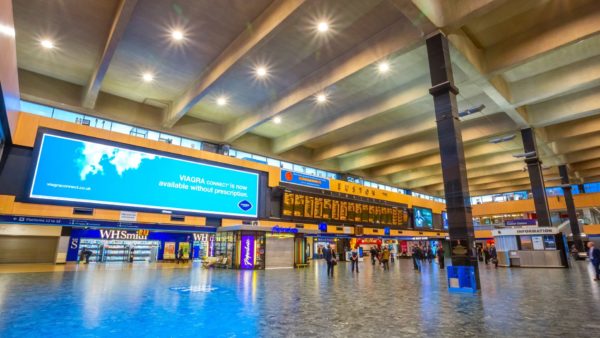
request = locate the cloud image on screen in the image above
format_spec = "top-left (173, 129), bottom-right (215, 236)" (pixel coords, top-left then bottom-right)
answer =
top-left (77, 142), bottom-right (156, 180)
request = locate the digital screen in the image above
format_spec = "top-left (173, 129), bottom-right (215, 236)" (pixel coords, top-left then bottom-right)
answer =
top-left (30, 133), bottom-right (260, 217)
top-left (442, 211), bottom-right (448, 230)
top-left (413, 207), bottom-right (433, 229)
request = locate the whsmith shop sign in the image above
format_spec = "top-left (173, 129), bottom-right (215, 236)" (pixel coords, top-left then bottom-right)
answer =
top-left (281, 170), bottom-right (330, 189)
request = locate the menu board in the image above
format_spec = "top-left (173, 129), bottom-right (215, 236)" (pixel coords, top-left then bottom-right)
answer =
top-left (280, 190), bottom-right (409, 226)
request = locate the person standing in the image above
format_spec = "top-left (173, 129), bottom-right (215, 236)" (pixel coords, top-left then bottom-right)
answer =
top-left (427, 246), bottom-right (434, 263)
top-left (437, 244), bottom-right (445, 269)
top-left (129, 248), bottom-right (135, 263)
top-left (381, 247), bottom-right (390, 271)
top-left (490, 244), bottom-right (498, 268)
top-left (324, 244), bottom-right (336, 277)
top-left (588, 242), bottom-right (600, 281)
top-left (176, 247), bottom-right (184, 264)
top-left (350, 250), bottom-right (359, 273)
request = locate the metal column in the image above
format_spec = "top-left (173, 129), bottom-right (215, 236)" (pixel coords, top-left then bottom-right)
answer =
top-left (426, 33), bottom-right (480, 290)
top-left (559, 165), bottom-right (584, 251)
top-left (521, 128), bottom-right (552, 227)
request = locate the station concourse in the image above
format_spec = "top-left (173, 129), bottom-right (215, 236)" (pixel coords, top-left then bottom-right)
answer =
top-left (1, 1), bottom-right (600, 337)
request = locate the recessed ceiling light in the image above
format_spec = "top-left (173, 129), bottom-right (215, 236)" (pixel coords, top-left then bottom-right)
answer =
top-left (256, 66), bottom-right (267, 78)
top-left (273, 116), bottom-right (282, 124)
top-left (171, 30), bottom-right (184, 41)
top-left (378, 61), bottom-right (390, 73)
top-left (217, 96), bottom-right (228, 106)
top-left (40, 39), bottom-right (54, 49)
top-left (142, 72), bottom-right (154, 82)
top-left (316, 93), bottom-right (327, 103)
top-left (317, 21), bottom-right (329, 32)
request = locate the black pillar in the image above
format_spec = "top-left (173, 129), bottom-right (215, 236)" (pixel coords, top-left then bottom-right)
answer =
top-left (559, 165), bottom-right (584, 251)
top-left (521, 128), bottom-right (552, 227)
top-left (426, 33), bottom-right (480, 289)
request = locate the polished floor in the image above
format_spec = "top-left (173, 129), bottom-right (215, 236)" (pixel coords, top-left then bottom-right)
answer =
top-left (0, 259), bottom-right (599, 338)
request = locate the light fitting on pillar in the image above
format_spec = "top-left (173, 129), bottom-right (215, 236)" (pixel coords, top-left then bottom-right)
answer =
top-left (458, 104), bottom-right (485, 118)
top-left (489, 134), bottom-right (516, 144)
top-left (513, 151), bottom-right (537, 158)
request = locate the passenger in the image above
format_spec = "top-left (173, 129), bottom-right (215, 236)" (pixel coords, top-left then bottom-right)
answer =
top-left (381, 247), bottom-right (390, 271)
top-left (570, 245), bottom-right (579, 260)
top-left (370, 246), bottom-right (377, 266)
top-left (437, 245), bottom-right (445, 269)
top-left (176, 247), bottom-right (184, 264)
top-left (129, 248), bottom-right (135, 263)
top-left (350, 249), bottom-right (359, 273)
top-left (483, 246), bottom-right (490, 265)
top-left (490, 244), bottom-right (498, 268)
top-left (477, 246), bottom-right (484, 262)
top-left (427, 247), bottom-right (433, 263)
top-left (323, 244), bottom-right (336, 277)
top-left (412, 245), bottom-right (421, 271)
top-left (587, 242), bottom-right (600, 281)
top-left (79, 247), bottom-right (86, 264)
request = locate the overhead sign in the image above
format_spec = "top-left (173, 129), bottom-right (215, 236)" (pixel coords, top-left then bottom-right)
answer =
top-left (492, 227), bottom-right (559, 236)
top-left (29, 133), bottom-right (259, 217)
top-left (120, 211), bottom-right (138, 222)
top-left (505, 219), bottom-right (537, 226)
top-left (271, 225), bottom-right (299, 234)
top-left (281, 170), bottom-right (330, 189)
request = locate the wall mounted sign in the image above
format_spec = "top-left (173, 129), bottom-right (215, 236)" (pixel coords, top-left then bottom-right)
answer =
top-left (281, 170), bottom-right (330, 189)
top-left (240, 235), bottom-right (255, 269)
top-left (271, 225), bottom-right (299, 234)
top-left (504, 219), bottom-right (537, 226)
top-left (492, 227), bottom-right (558, 236)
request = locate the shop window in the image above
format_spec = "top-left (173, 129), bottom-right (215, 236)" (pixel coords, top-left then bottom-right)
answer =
top-left (20, 100), bottom-right (54, 118)
top-left (181, 138), bottom-right (201, 150)
top-left (111, 122), bottom-right (133, 135)
top-left (52, 109), bottom-right (81, 123)
top-left (267, 158), bottom-right (281, 167)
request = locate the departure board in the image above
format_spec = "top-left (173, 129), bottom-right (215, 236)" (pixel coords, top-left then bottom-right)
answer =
top-left (280, 190), bottom-right (409, 227)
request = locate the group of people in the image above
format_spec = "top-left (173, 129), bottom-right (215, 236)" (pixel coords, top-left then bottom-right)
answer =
top-left (411, 244), bottom-right (445, 271)
top-left (368, 246), bottom-right (394, 270)
top-left (477, 244), bottom-right (498, 268)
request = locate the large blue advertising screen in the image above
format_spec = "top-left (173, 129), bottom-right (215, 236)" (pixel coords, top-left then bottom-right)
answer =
top-left (29, 133), bottom-right (259, 217)
top-left (413, 207), bottom-right (433, 229)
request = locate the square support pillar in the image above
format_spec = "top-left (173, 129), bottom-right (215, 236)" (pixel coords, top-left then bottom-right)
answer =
top-left (521, 128), bottom-right (552, 227)
top-left (559, 165), bottom-right (584, 252)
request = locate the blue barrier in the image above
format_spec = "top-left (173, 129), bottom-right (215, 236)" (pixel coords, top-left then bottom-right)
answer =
top-left (447, 266), bottom-right (478, 293)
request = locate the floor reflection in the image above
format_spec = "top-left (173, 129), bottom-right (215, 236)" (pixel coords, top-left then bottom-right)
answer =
top-left (0, 260), bottom-right (599, 337)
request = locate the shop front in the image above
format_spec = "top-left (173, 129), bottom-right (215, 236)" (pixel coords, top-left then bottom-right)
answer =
top-left (398, 236), bottom-right (447, 259)
top-left (216, 224), bottom-right (318, 269)
top-left (67, 228), bottom-right (215, 263)
top-left (492, 227), bottom-right (568, 268)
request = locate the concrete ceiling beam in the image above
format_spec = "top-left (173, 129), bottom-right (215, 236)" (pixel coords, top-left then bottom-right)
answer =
top-left (81, 0), bottom-right (139, 109)
top-left (339, 112), bottom-right (517, 171)
top-left (222, 18), bottom-right (425, 142)
top-left (545, 114), bottom-right (600, 142)
top-left (528, 86), bottom-right (600, 127)
top-left (410, 0), bottom-right (506, 29)
top-left (162, 0), bottom-right (305, 128)
top-left (272, 76), bottom-right (431, 155)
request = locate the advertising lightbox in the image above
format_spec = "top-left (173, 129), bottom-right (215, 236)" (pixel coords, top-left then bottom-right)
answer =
top-left (413, 207), bottom-right (433, 229)
top-left (29, 133), bottom-right (260, 217)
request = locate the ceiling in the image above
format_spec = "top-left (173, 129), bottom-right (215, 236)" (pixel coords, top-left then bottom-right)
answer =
top-left (11, 0), bottom-right (600, 197)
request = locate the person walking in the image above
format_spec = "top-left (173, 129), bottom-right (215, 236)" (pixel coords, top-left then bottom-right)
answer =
top-left (176, 247), bottom-right (184, 264)
top-left (350, 250), bottom-right (359, 273)
top-left (381, 247), bottom-right (390, 271)
top-left (427, 246), bottom-right (434, 263)
top-left (483, 246), bottom-right (490, 265)
top-left (412, 245), bottom-right (421, 271)
top-left (129, 248), bottom-right (135, 263)
top-left (437, 245), bottom-right (445, 269)
top-left (588, 242), bottom-right (600, 281)
top-left (490, 244), bottom-right (498, 268)
top-left (324, 244), bottom-right (336, 277)
top-left (370, 246), bottom-right (377, 266)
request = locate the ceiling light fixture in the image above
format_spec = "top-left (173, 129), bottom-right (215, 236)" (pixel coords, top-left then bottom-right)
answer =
top-left (512, 151), bottom-right (537, 159)
top-left (273, 116), bottom-right (282, 124)
top-left (378, 61), bottom-right (390, 73)
top-left (171, 30), bottom-right (184, 41)
top-left (317, 21), bottom-right (329, 32)
top-left (489, 134), bottom-right (516, 144)
top-left (0, 24), bottom-right (15, 37)
top-left (458, 104), bottom-right (485, 118)
top-left (217, 96), bottom-right (228, 106)
top-left (256, 66), bottom-right (268, 78)
top-left (316, 93), bottom-right (327, 103)
top-left (142, 72), bottom-right (154, 82)
top-left (40, 39), bottom-right (54, 49)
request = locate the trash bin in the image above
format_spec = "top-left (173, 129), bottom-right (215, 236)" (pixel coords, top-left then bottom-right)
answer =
top-left (447, 266), bottom-right (478, 293)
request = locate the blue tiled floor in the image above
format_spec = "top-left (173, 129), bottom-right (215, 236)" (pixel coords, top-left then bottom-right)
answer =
top-left (1, 259), bottom-right (599, 337)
